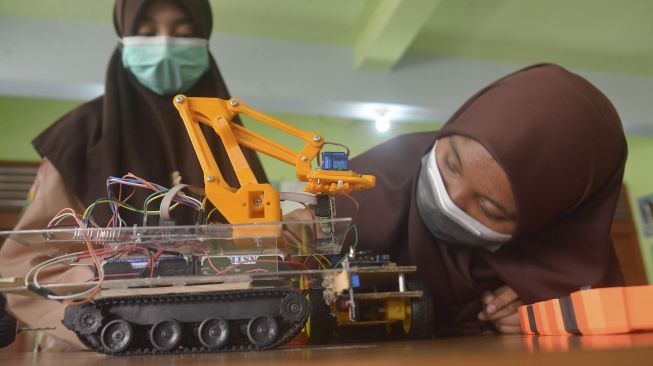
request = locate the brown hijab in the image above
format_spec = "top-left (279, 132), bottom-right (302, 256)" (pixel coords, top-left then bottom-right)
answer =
top-left (32, 0), bottom-right (266, 225)
top-left (340, 64), bottom-right (626, 334)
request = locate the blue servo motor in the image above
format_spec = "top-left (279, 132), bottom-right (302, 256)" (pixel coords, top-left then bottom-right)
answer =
top-left (321, 152), bottom-right (349, 171)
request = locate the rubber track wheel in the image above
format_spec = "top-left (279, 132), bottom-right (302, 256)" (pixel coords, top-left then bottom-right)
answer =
top-left (100, 319), bottom-right (134, 353)
top-left (247, 316), bottom-right (279, 347)
top-left (198, 317), bottom-right (230, 349)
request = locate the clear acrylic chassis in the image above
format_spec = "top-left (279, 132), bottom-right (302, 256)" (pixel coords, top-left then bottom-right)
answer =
top-left (0, 218), bottom-right (352, 298)
top-left (0, 218), bottom-right (351, 257)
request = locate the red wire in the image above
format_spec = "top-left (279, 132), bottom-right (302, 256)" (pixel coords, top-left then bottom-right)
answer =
top-left (107, 183), bottom-right (136, 227)
top-left (73, 238), bottom-right (317, 295)
top-left (244, 269), bottom-right (270, 273)
top-left (55, 208), bottom-right (104, 305)
top-left (212, 259), bottom-right (311, 275)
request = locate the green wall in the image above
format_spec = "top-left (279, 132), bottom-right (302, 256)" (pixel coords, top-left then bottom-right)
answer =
top-left (0, 95), bottom-right (651, 281)
top-left (237, 113), bottom-right (437, 182)
top-left (623, 136), bottom-right (653, 281)
top-left (0, 96), bottom-right (437, 176)
top-left (0, 97), bottom-right (81, 161)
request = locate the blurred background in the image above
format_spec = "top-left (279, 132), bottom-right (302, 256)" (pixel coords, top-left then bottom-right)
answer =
top-left (0, 0), bottom-right (652, 281)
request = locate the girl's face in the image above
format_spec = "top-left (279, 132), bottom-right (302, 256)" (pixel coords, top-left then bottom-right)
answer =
top-left (435, 135), bottom-right (517, 235)
top-left (135, 0), bottom-right (195, 37)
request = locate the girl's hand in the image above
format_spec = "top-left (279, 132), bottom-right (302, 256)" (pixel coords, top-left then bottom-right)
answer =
top-left (478, 285), bottom-right (524, 334)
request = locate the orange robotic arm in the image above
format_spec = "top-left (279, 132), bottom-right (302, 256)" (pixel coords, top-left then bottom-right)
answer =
top-left (172, 95), bottom-right (375, 224)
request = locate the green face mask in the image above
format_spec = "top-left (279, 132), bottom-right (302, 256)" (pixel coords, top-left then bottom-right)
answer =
top-left (121, 36), bottom-right (210, 96)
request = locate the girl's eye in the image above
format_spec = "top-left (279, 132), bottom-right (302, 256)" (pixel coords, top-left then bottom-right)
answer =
top-left (445, 155), bottom-right (458, 174)
top-left (175, 24), bottom-right (195, 37)
top-left (479, 200), bottom-right (504, 221)
top-left (136, 23), bottom-right (156, 36)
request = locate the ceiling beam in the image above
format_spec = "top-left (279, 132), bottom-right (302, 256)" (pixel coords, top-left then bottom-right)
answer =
top-left (354, 0), bottom-right (441, 71)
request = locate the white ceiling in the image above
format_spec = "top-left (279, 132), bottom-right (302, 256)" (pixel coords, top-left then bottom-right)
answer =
top-left (1, 15), bottom-right (652, 134)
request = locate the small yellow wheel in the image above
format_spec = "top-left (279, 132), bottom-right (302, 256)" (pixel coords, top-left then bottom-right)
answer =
top-left (402, 299), bottom-right (412, 334)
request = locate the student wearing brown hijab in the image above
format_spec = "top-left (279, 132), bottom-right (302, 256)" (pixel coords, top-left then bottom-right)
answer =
top-left (34, 0), bottom-right (266, 224)
top-left (0, 0), bottom-right (266, 350)
top-left (335, 63), bottom-right (627, 335)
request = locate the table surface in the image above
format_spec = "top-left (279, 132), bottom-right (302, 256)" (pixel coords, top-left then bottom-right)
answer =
top-left (2, 333), bottom-right (653, 366)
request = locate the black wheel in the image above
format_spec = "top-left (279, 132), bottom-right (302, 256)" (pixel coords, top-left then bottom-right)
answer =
top-left (400, 279), bottom-right (434, 339)
top-left (73, 306), bottom-right (104, 335)
top-left (198, 317), bottom-right (230, 349)
top-left (150, 319), bottom-right (183, 351)
top-left (246, 315), bottom-right (279, 347)
top-left (307, 288), bottom-right (335, 345)
top-left (100, 319), bottom-right (133, 353)
top-left (280, 291), bottom-right (309, 323)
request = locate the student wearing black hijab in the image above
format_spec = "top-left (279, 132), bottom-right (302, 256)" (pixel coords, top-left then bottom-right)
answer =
top-left (0, 0), bottom-right (266, 350)
top-left (335, 64), bottom-right (627, 335)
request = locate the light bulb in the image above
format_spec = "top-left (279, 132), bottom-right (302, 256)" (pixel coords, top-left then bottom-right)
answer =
top-left (375, 116), bottom-right (390, 132)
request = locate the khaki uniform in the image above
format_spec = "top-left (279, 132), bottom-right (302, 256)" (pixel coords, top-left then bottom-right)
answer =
top-left (0, 160), bottom-right (88, 351)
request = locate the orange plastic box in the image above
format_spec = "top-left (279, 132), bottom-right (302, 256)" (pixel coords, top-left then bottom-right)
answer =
top-left (518, 285), bottom-right (653, 335)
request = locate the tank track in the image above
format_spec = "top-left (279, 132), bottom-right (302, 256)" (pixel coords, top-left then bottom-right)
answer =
top-left (64, 288), bottom-right (309, 356)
